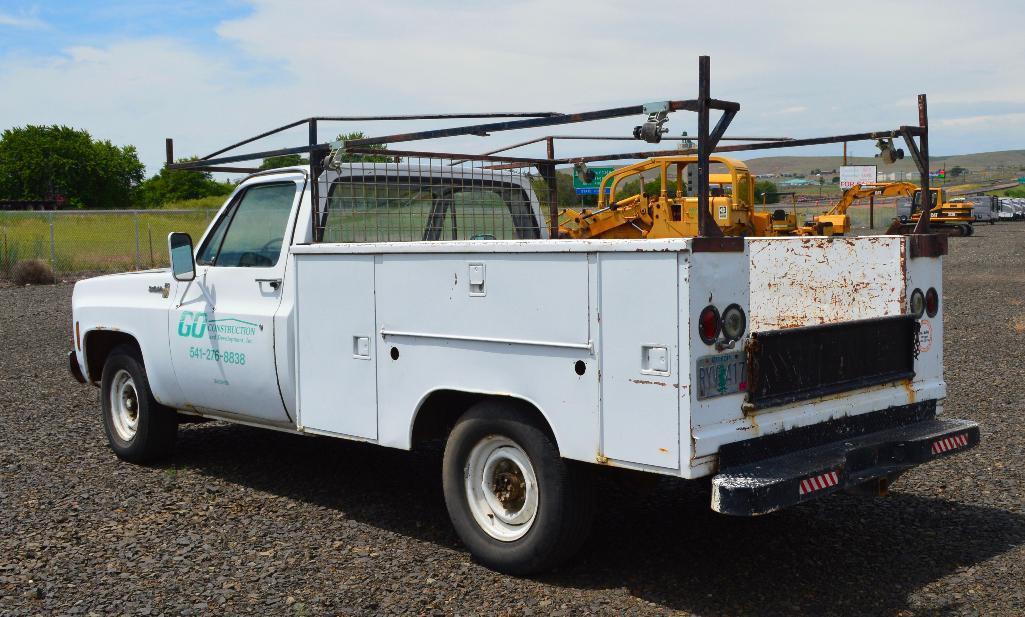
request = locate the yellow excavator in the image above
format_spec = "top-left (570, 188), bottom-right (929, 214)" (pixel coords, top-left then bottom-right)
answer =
top-left (886, 187), bottom-right (975, 236)
top-left (804, 182), bottom-right (919, 236)
top-left (557, 155), bottom-right (923, 239)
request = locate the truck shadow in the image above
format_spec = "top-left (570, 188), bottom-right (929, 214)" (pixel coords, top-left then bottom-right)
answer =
top-left (171, 422), bottom-right (1025, 617)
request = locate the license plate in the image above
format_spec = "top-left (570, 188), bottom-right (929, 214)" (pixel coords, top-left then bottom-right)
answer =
top-left (696, 351), bottom-right (747, 400)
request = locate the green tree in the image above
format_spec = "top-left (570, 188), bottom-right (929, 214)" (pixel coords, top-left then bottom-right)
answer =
top-left (259, 154), bottom-right (307, 170)
top-left (134, 157), bottom-right (235, 208)
top-left (0, 125), bottom-right (144, 209)
top-left (948, 165), bottom-right (967, 178)
top-left (754, 180), bottom-right (780, 204)
top-left (334, 131), bottom-right (394, 163)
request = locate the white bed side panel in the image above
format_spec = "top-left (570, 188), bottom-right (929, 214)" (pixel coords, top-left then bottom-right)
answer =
top-left (375, 253), bottom-right (589, 344)
top-left (374, 253), bottom-right (600, 461)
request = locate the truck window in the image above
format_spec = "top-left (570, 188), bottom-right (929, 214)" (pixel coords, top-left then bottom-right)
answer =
top-left (199, 183), bottom-right (296, 268)
top-left (321, 169), bottom-right (540, 243)
top-left (425, 188), bottom-right (532, 241)
top-left (196, 202), bottom-right (235, 266)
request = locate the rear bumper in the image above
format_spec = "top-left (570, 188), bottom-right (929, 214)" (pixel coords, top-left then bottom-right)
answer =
top-left (68, 351), bottom-right (86, 384)
top-left (711, 411), bottom-right (979, 516)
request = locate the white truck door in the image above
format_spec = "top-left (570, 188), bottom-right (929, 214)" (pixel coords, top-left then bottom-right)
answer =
top-left (169, 179), bottom-right (302, 424)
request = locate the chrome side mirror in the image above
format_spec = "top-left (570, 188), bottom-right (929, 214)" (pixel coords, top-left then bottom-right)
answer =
top-left (168, 232), bottom-right (196, 282)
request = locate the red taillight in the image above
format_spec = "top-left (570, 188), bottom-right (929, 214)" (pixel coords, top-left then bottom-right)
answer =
top-left (925, 287), bottom-right (939, 318)
top-left (698, 305), bottom-right (720, 345)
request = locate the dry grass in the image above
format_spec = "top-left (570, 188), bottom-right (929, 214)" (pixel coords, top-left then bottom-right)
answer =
top-left (11, 258), bottom-right (55, 285)
top-left (1013, 316), bottom-right (1025, 335)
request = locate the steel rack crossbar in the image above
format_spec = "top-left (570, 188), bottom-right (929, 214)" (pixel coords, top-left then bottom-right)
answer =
top-left (164, 55), bottom-right (935, 237)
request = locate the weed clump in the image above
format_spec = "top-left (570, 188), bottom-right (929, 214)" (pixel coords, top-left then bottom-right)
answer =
top-left (11, 258), bottom-right (55, 285)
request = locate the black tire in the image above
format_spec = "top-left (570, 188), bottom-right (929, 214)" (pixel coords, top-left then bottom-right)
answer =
top-left (100, 344), bottom-right (177, 463)
top-left (442, 400), bottom-right (594, 575)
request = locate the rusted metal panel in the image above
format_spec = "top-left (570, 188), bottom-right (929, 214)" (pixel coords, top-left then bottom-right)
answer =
top-left (907, 234), bottom-right (948, 258)
top-left (691, 237), bottom-right (744, 252)
top-left (748, 236), bottom-right (904, 332)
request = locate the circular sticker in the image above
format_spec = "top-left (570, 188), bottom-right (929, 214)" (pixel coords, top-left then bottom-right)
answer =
top-left (917, 318), bottom-right (933, 353)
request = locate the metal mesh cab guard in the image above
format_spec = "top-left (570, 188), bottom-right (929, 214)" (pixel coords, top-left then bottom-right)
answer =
top-left (315, 157), bottom-right (545, 243)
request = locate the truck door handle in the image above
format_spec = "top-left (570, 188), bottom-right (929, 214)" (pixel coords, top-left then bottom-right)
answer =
top-left (256, 278), bottom-right (282, 290)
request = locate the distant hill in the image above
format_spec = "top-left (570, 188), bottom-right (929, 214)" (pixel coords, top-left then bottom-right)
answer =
top-left (740, 149), bottom-right (1025, 177)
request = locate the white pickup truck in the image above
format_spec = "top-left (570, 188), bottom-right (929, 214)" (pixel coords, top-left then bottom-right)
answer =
top-left (70, 161), bottom-right (979, 574)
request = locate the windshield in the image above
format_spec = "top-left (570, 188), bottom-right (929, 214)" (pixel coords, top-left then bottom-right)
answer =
top-left (912, 190), bottom-right (939, 209)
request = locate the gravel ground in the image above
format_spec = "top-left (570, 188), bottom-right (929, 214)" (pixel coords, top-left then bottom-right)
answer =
top-left (2, 224), bottom-right (1024, 616)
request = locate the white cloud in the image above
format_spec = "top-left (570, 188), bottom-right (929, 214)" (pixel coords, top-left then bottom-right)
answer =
top-left (0, 10), bottom-right (46, 29)
top-left (763, 106), bottom-right (808, 116)
top-left (939, 112), bottom-right (1025, 128)
top-left (2, 0), bottom-right (1024, 174)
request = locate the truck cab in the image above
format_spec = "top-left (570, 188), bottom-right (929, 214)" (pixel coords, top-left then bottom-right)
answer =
top-left (72, 164), bottom-right (547, 427)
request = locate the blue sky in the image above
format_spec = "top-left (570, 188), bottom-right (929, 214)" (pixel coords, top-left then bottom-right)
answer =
top-left (0, 2), bottom-right (245, 53)
top-left (2, 1), bottom-right (1023, 176)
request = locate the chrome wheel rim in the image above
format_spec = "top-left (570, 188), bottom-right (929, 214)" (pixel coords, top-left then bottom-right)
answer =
top-left (109, 369), bottom-right (140, 442)
top-left (464, 435), bottom-right (539, 542)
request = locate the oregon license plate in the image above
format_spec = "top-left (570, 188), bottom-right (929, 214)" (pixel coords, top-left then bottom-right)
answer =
top-left (696, 351), bottom-right (747, 400)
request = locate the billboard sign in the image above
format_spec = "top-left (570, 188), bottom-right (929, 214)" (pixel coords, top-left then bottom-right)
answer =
top-left (839, 165), bottom-right (877, 189)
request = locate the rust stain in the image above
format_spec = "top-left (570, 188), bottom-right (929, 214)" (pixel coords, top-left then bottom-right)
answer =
top-left (902, 378), bottom-right (916, 404)
top-left (747, 412), bottom-right (761, 435)
top-left (595, 454), bottom-right (610, 465)
top-left (659, 447), bottom-right (669, 453)
top-left (630, 378), bottom-right (669, 387)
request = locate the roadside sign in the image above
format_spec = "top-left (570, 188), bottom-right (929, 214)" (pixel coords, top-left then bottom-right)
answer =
top-left (1018, 177), bottom-right (1025, 184)
top-left (839, 165), bottom-right (876, 189)
top-left (573, 166), bottom-right (614, 195)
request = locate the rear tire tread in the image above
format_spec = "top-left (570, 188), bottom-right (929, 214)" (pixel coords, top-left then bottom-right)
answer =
top-left (442, 400), bottom-right (594, 575)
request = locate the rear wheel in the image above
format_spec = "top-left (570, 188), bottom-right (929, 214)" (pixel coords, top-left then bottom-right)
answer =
top-left (100, 344), bottom-right (178, 463)
top-left (442, 400), bottom-right (594, 574)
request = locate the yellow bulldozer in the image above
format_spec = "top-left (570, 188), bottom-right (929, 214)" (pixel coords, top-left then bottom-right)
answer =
top-left (558, 155), bottom-right (758, 239)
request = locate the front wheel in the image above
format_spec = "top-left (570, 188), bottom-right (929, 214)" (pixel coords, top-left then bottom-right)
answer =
top-left (442, 400), bottom-right (594, 574)
top-left (100, 344), bottom-right (178, 463)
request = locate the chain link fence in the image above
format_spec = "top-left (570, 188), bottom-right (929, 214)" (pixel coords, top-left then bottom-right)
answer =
top-left (0, 200), bottom-right (904, 281)
top-left (0, 209), bottom-right (217, 278)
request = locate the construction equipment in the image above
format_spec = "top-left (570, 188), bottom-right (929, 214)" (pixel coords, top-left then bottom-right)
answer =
top-left (558, 155), bottom-right (757, 239)
top-left (807, 182), bottom-right (919, 236)
top-left (888, 187), bottom-right (975, 236)
top-left (558, 157), bottom-right (921, 239)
